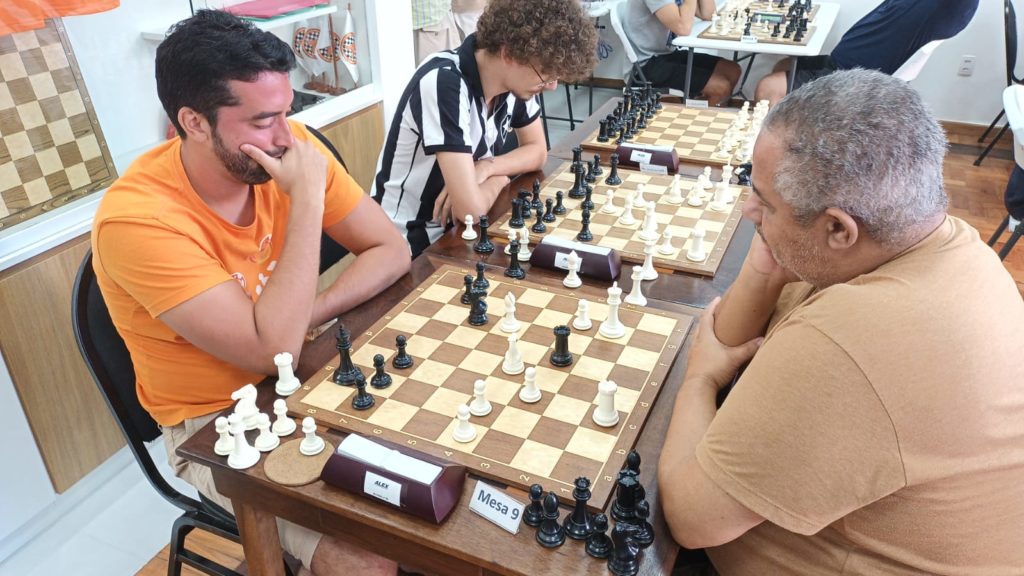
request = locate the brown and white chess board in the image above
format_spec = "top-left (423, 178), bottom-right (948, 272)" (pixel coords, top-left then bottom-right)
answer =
top-left (698, 20), bottom-right (816, 45)
top-left (288, 264), bottom-right (694, 510)
top-left (582, 103), bottom-right (740, 166)
top-left (733, 0), bottom-right (821, 22)
top-left (494, 162), bottom-right (749, 277)
top-left (0, 19), bottom-right (117, 231)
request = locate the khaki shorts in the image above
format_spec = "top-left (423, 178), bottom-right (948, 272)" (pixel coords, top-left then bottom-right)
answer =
top-left (162, 413), bottom-right (322, 569)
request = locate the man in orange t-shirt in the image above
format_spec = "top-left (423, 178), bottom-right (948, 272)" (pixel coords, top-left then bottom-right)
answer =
top-left (92, 11), bottom-right (408, 576)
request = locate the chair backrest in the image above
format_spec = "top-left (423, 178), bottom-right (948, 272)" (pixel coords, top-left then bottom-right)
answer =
top-left (1006, 0), bottom-right (1022, 86)
top-left (72, 249), bottom-right (204, 514)
top-left (1003, 84), bottom-right (1024, 168)
top-left (304, 124), bottom-right (351, 274)
top-left (610, 0), bottom-right (640, 65)
top-left (892, 39), bottom-right (944, 82)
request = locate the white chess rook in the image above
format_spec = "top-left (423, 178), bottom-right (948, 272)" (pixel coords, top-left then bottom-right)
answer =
top-left (599, 282), bottom-right (626, 339)
top-left (299, 416), bottom-right (325, 456)
top-left (271, 398), bottom-right (296, 436)
top-left (687, 227), bottom-right (708, 262)
top-left (573, 299), bottom-right (592, 330)
top-left (462, 214), bottom-right (478, 240)
top-left (592, 380), bottom-right (620, 427)
top-left (624, 266), bottom-right (647, 306)
top-left (470, 379), bottom-right (493, 416)
top-left (274, 352), bottom-right (300, 396)
top-left (638, 201), bottom-right (659, 242)
top-left (452, 404), bottom-right (477, 443)
top-left (500, 292), bottom-right (521, 333)
top-left (502, 334), bottom-right (525, 375)
top-left (519, 367), bottom-right (542, 403)
top-left (563, 250), bottom-right (582, 288)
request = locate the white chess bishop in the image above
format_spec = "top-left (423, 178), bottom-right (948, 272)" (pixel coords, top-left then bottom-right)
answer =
top-left (227, 414), bottom-right (259, 469)
top-left (500, 292), bottom-right (521, 333)
top-left (461, 214), bottom-right (478, 240)
top-left (599, 282), bottom-right (626, 339)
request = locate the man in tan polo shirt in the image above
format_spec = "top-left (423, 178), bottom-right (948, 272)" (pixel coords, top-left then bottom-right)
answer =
top-left (658, 69), bottom-right (1024, 574)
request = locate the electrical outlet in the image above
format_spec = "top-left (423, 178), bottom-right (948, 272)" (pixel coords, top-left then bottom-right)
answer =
top-left (958, 55), bottom-right (976, 77)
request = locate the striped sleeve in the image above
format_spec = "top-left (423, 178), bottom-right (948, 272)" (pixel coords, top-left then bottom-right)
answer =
top-left (511, 95), bottom-right (542, 129)
top-left (416, 67), bottom-right (474, 155)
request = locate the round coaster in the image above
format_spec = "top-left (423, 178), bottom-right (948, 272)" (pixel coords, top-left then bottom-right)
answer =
top-left (263, 437), bottom-right (335, 487)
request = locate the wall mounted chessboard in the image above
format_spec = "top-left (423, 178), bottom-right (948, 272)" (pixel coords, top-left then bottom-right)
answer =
top-left (582, 103), bottom-right (740, 167)
top-left (0, 19), bottom-right (117, 231)
top-left (494, 162), bottom-right (749, 277)
top-left (287, 264), bottom-right (695, 510)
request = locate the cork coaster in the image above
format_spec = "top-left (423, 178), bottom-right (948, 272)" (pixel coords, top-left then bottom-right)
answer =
top-left (263, 438), bottom-right (335, 486)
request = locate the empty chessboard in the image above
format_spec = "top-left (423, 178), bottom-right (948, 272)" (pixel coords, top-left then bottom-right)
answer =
top-left (287, 264), bottom-right (695, 510)
top-left (494, 162), bottom-right (749, 277)
top-left (582, 103), bottom-right (740, 166)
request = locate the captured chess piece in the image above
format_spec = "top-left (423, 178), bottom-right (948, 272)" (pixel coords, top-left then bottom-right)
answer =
top-left (633, 500), bottom-right (655, 549)
top-left (462, 214), bottom-right (478, 240)
top-left (523, 483), bottom-right (545, 527)
top-left (549, 325), bottom-right (574, 367)
top-left (563, 477), bottom-right (595, 540)
top-left (231, 383), bottom-right (259, 430)
top-left (392, 334), bottom-right (414, 369)
top-left (611, 473), bottom-right (640, 522)
top-left (474, 215), bottom-right (495, 253)
top-left (608, 522), bottom-right (641, 576)
top-left (227, 413), bottom-right (260, 469)
top-left (254, 412), bottom-right (280, 452)
top-left (504, 239), bottom-right (526, 280)
top-left (370, 354), bottom-right (392, 389)
top-left (271, 398), bottom-right (296, 436)
top-left (299, 416), bottom-right (326, 456)
top-left (274, 352), bottom-right (300, 396)
top-left (332, 326), bottom-right (364, 386)
top-left (586, 513), bottom-right (612, 559)
top-left (536, 492), bottom-right (566, 548)
top-left (214, 416), bottom-right (232, 456)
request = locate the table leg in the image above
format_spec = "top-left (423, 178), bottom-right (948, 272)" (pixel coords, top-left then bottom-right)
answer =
top-left (684, 47), bottom-right (695, 102)
top-left (235, 500), bottom-right (285, 576)
top-left (787, 58), bottom-right (798, 94)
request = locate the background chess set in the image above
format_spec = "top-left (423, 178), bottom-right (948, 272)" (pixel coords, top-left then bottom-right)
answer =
top-left (493, 162), bottom-right (750, 277)
top-left (287, 264), bottom-right (695, 510)
top-left (734, 0), bottom-right (821, 21)
top-left (699, 0), bottom-right (818, 45)
top-left (0, 19), bottom-right (117, 230)
top-left (582, 104), bottom-right (741, 167)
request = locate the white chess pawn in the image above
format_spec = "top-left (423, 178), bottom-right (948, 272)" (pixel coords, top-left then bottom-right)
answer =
top-left (227, 414), bottom-right (260, 470)
top-left (519, 367), bottom-right (542, 403)
top-left (274, 352), bottom-right (300, 396)
top-left (592, 380), bottom-right (620, 427)
top-left (686, 184), bottom-right (704, 207)
top-left (299, 416), bottom-right (325, 456)
top-left (271, 398), bottom-right (296, 436)
top-left (687, 227), bottom-right (708, 262)
top-left (632, 183), bottom-right (647, 208)
top-left (502, 334), bottom-right (525, 375)
top-left (709, 181), bottom-right (729, 212)
top-left (452, 404), bottom-right (477, 443)
top-left (461, 214), bottom-right (478, 241)
top-left (504, 227), bottom-right (517, 255)
top-left (641, 240), bottom-right (659, 281)
top-left (500, 292), bottom-right (521, 333)
top-left (600, 189), bottom-right (618, 214)
top-left (701, 166), bottom-right (713, 190)
top-left (469, 379), bottom-right (492, 416)
top-left (214, 416), bottom-right (232, 456)
top-left (572, 299), bottom-right (592, 331)
top-left (599, 282), bottom-right (626, 339)
top-left (665, 174), bottom-right (683, 205)
top-left (638, 201), bottom-right (659, 242)
top-left (254, 413), bottom-right (280, 452)
top-left (231, 383), bottom-right (259, 430)
top-left (518, 228), bottom-right (531, 260)
top-left (658, 230), bottom-right (676, 255)
top-left (617, 204), bottom-right (637, 226)
top-left (563, 250), bottom-right (582, 289)
top-left (624, 266), bottom-right (647, 306)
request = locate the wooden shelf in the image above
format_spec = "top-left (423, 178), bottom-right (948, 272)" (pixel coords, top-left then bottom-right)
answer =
top-left (141, 4), bottom-right (338, 42)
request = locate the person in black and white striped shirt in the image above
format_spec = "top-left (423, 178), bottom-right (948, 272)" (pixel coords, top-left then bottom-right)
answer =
top-left (373, 0), bottom-right (597, 257)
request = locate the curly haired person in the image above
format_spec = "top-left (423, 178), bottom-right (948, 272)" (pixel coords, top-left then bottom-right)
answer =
top-left (373, 0), bottom-right (596, 257)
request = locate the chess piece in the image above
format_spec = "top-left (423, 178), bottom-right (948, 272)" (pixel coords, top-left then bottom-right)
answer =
top-left (563, 250), bottom-right (582, 288)
top-left (504, 227), bottom-right (517, 256)
top-left (524, 484), bottom-right (544, 526)
top-left (593, 380), bottom-right (620, 427)
top-left (549, 325), bottom-right (574, 367)
top-left (542, 198), bottom-right (556, 223)
top-left (665, 174), bottom-right (684, 205)
top-left (572, 145), bottom-right (583, 165)
top-left (709, 181), bottom-right (729, 212)
top-left (687, 226), bottom-right (707, 262)
top-left (500, 292), bottom-right (521, 333)
top-left (576, 209), bottom-right (594, 242)
top-left (227, 414), bottom-right (260, 469)
top-left (461, 214), bottom-right (478, 240)
top-left (452, 404), bottom-right (477, 443)
top-left (686, 183), bottom-right (704, 207)
top-left (509, 197), bottom-right (525, 228)
top-left (518, 228), bottom-right (532, 260)
top-left (461, 274), bottom-right (474, 304)
top-left (553, 190), bottom-right (567, 215)
top-left (536, 492), bottom-right (566, 548)
top-left (611, 474), bottom-right (640, 522)
top-left (632, 184), bottom-right (646, 208)
top-left (231, 384), bottom-right (259, 430)
top-left (214, 416), bottom-right (232, 456)
top-left (701, 166), bottom-right (713, 189)
top-left (352, 373), bottom-right (375, 410)
top-left (624, 266), bottom-right (647, 306)
top-left (568, 162), bottom-right (586, 199)
top-left (640, 241), bottom-right (658, 281)
top-left (632, 500), bottom-right (655, 549)
top-left (608, 522), bottom-right (641, 576)
top-left (519, 366), bottom-right (541, 403)
top-left (332, 326), bottom-right (364, 386)
top-left (254, 412), bottom-right (280, 452)
top-left (599, 282), bottom-right (626, 339)
top-left (572, 299), bottom-right (592, 331)
top-left (271, 398), bottom-right (296, 436)
top-left (617, 198), bottom-right (637, 226)
top-left (274, 352), bottom-right (300, 396)
top-left (469, 379), bottom-right (493, 416)
top-left (592, 154), bottom-right (604, 176)
top-left (474, 215), bottom-right (495, 253)
top-left (658, 230), bottom-right (675, 255)
top-left (584, 159), bottom-right (597, 184)
top-left (586, 513), bottom-right (612, 559)
top-left (600, 189), bottom-right (618, 214)
top-left (519, 189), bottom-right (533, 220)
top-left (504, 240), bottom-right (526, 280)
top-left (605, 153), bottom-right (622, 185)
top-left (473, 261), bottom-right (490, 291)
top-left (299, 416), bottom-right (325, 456)
top-left (469, 287), bottom-right (489, 325)
top-left (502, 334), bottom-right (525, 376)
top-left (393, 334), bottom-right (414, 369)
top-left (638, 201), bottom-right (659, 242)
top-left (370, 354), bottom-right (392, 389)
top-left (563, 477), bottom-right (595, 540)
top-left (582, 184), bottom-right (595, 212)
top-left (597, 118), bottom-right (609, 142)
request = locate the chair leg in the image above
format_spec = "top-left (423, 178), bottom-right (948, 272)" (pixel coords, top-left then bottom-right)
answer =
top-left (564, 83), bottom-right (576, 131)
top-left (998, 228), bottom-right (1023, 260)
top-left (979, 110), bottom-right (1006, 143)
top-left (168, 518), bottom-right (195, 576)
top-left (538, 92), bottom-right (551, 150)
top-left (975, 125), bottom-right (1010, 166)
top-left (988, 215), bottom-right (1010, 247)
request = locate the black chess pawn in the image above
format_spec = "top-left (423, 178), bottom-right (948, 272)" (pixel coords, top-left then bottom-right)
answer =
top-left (519, 190), bottom-right (533, 220)
top-left (468, 287), bottom-right (489, 325)
top-left (549, 325), bottom-right (573, 367)
top-left (530, 206), bottom-right (546, 234)
top-left (783, 25), bottom-right (793, 39)
top-left (622, 449), bottom-right (641, 479)
top-left (591, 154), bottom-right (604, 176)
top-left (332, 326), bottom-right (363, 386)
top-left (606, 154), bottom-right (622, 186)
top-left (542, 198), bottom-right (556, 223)
top-left (473, 261), bottom-right (489, 291)
top-left (536, 492), bottom-right (566, 548)
top-left (505, 239), bottom-right (526, 280)
top-left (632, 500), bottom-right (655, 549)
top-left (553, 190), bottom-right (567, 215)
top-left (743, 19), bottom-right (752, 35)
top-left (563, 477), bottom-right (595, 540)
top-left (597, 119), bottom-right (609, 142)
top-left (771, 22), bottom-right (781, 37)
top-left (654, 92), bottom-right (662, 110)
top-left (568, 162), bottom-right (586, 199)
top-left (582, 185), bottom-right (595, 212)
top-left (509, 198), bottom-right (525, 228)
top-left (351, 373), bottom-right (375, 410)
top-left (531, 182), bottom-right (543, 213)
top-left (392, 334), bottom-right (414, 370)
top-left (736, 162), bottom-right (753, 186)
top-left (615, 126), bottom-right (626, 145)
top-left (461, 274), bottom-right (474, 305)
top-left (793, 26), bottom-right (804, 42)
top-left (474, 215), bottom-right (495, 253)
top-left (608, 523), bottom-right (641, 576)
top-left (523, 484), bottom-right (544, 527)
top-left (611, 474), bottom-right (640, 523)
top-left (636, 109), bottom-right (647, 130)
top-left (586, 513), bottom-right (612, 559)
top-left (370, 354), bottom-right (392, 389)
top-left (576, 209), bottom-right (594, 243)
top-left (584, 159), bottom-right (597, 184)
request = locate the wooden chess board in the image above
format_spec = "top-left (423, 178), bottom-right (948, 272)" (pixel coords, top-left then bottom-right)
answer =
top-left (287, 264), bottom-right (695, 510)
top-left (730, 0), bottom-right (821, 21)
top-left (582, 103), bottom-right (740, 166)
top-left (494, 162), bottom-right (749, 277)
top-left (0, 19), bottom-right (117, 231)
top-left (698, 20), bottom-right (816, 46)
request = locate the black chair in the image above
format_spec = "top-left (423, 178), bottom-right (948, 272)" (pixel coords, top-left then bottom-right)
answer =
top-left (976, 0), bottom-right (1021, 166)
top-left (987, 165), bottom-right (1024, 260)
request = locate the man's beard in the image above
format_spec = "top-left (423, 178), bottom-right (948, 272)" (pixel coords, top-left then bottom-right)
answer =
top-left (211, 129), bottom-right (282, 185)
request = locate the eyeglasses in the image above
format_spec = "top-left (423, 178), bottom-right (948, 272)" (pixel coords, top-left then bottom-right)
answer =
top-left (529, 63), bottom-right (559, 89)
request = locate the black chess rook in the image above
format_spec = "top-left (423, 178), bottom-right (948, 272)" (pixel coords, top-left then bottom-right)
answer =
top-left (549, 325), bottom-right (574, 367)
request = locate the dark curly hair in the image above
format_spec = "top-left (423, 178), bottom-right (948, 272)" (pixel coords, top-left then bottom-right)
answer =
top-left (476, 0), bottom-right (597, 82)
top-left (156, 10), bottom-right (296, 138)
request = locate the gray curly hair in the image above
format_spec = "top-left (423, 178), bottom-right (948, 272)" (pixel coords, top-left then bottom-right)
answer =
top-left (762, 69), bottom-right (948, 247)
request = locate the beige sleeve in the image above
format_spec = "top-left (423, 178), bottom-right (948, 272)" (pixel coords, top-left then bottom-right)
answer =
top-left (695, 318), bottom-right (906, 535)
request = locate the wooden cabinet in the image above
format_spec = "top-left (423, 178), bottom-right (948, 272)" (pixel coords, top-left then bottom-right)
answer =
top-left (319, 102), bottom-right (385, 193)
